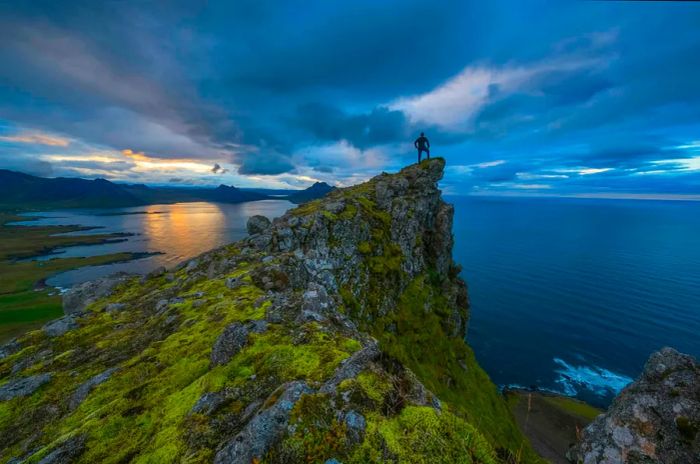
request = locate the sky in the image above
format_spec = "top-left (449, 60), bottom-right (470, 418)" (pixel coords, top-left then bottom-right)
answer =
top-left (1, 0), bottom-right (699, 198)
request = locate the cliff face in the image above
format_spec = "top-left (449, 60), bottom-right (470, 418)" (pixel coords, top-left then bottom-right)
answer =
top-left (569, 348), bottom-right (699, 464)
top-left (0, 159), bottom-right (535, 464)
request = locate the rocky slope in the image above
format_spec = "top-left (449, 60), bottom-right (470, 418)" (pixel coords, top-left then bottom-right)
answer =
top-left (0, 159), bottom-right (538, 464)
top-left (568, 347), bottom-right (699, 464)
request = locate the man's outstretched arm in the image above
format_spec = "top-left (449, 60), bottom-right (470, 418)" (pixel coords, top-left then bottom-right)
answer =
top-left (426, 138), bottom-right (430, 148)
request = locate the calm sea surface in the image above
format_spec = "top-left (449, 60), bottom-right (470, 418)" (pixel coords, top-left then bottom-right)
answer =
top-left (15, 197), bottom-right (700, 407)
top-left (450, 196), bottom-right (700, 407)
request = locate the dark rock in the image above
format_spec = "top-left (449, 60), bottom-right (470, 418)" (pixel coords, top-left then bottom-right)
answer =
top-left (324, 201), bottom-right (345, 214)
top-left (225, 276), bottom-right (243, 290)
top-left (301, 283), bottom-right (333, 315)
top-left (210, 321), bottom-right (267, 367)
top-left (213, 381), bottom-right (312, 464)
top-left (155, 297), bottom-right (183, 314)
top-left (191, 391), bottom-right (227, 415)
top-left (186, 259), bottom-right (199, 272)
top-left (0, 339), bottom-right (21, 360)
top-left (37, 435), bottom-right (85, 464)
top-left (320, 340), bottom-right (380, 394)
top-left (141, 266), bottom-right (166, 283)
top-left (342, 410), bottom-right (366, 445)
top-left (248, 320), bottom-right (268, 334)
top-left (62, 274), bottom-right (129, 315)
top-left (250, 265), bottom-right (290, 292)
top-left (105, 303), bottom-right (126, 313)
top-left (249, 233), bottom-right (272, 250)
top-left (10, 349), bottom-right (52, 375)
top-left (43, 316), bottom-right (79, 337)
top-left (69, 368), bottom-right (118, 410)
top-left (0, 373), bottom-right (52, 400)
top-left (569, 347), bottom-right (700, 464)
top-left (247, 215), bottom-right (272, 235)
top-left (155, 299), bottom-right (169, 312)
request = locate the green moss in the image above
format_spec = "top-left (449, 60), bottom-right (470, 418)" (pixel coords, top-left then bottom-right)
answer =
top-left (291, 199), bottom-right (323, 217)
top-left (320, 210), bottom-right (337, 221)
top-left (338, 203), bottom-right (359, 221)
top-left (356, 371), bottom-right (392, 404)
top-left (273, 393), bottom-right (348, 462)
top-left (349, 406), bottom-right (497, 464)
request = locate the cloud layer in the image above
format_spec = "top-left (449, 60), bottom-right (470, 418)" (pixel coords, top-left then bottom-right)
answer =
top-left (1, 0), bottom-right (699, 196)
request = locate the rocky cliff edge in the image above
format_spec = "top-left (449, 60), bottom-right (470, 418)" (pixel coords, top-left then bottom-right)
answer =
top-left (0, 159), bottom-right (536, 464)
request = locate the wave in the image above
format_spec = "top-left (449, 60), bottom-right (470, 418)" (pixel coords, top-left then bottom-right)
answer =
top-left (553, 358), bottom-right (632, 397)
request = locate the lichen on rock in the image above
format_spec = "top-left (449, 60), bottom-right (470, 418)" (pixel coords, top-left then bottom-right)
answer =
top-left (568, 347), bottom-right (699, 464)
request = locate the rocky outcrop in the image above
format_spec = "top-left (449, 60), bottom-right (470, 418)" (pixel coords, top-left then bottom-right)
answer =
top-left (213, 381), bottom-right (312, 464)
top-left (62, 273), bottom-right (129, 314)
top-left (68, 367), bottom-right (118, 410)
top-left (210, 320), bottom-right (267, 367)
top-left (569, 347), bottom-right (700, 464)
top-left (0, 373), bottom-right (52, 400)
top-left (0, 159), bottom-right (534, 464)
top-left (246, 214), bottom-right (272, 235)
top-left (43, 315), bottom-right (79, 337)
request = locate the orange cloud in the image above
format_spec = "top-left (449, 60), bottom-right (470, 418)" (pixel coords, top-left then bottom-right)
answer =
top-left (121, 149), bottom-right (150, 161)
top-left (0, 132), bottom-right (70, 147)
top-left (121, 149), bottom-right (217, 173)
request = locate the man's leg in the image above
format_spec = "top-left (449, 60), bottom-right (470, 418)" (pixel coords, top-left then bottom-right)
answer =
top-left (417, 150), bottom-right (422, 163)
top-left (426, 148), bottom-right (430, 159)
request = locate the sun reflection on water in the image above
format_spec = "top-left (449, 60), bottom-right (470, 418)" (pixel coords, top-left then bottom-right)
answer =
top-left (142, 202), bottom-right (226, 263)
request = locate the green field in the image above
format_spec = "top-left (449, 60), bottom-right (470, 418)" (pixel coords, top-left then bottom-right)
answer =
top-left (505, 390), bottom-right (602, 462)
top-left (0, 213), bottom-right (140, 343)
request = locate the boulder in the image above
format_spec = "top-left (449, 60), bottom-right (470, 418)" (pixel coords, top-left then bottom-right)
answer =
top-left (62, 274), bottom-right (129, 315)
top-left (0, 339), bottom-right (21, 361)
top-left (105, 303), bottom-right (126, 313)
top-left (69, 368), bottom-right (118, 410)
top-left (36, 435), bottom-right (85, 464)
top-left (43, 315), bottom-right (79, 337)
top-left (246, 215), bottom-right (271, 235)
top-left (213, 381), bottom-right (312, 464)
top-left (0, 373), bottom-right (52, 400)
top-left (569, 347), bottom-right (699, 464)
top-left (191, 391), bottom-right (227, 416)
top-left (342, 410), bottom-right (366, 445)
top-left (320, 340), bottom-right (380, 394)
top-left (210, 321), bottom-right (267, 367)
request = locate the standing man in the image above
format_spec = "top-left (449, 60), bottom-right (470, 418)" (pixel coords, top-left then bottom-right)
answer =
top-left (414, 132), bottom-right (430, 163)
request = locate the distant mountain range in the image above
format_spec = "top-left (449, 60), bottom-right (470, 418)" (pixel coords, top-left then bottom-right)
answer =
top-left (0, 170), bottom-right (335, 210)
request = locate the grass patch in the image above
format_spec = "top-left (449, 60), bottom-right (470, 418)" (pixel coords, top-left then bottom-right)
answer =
top-left (542, 396), bottom-right (602, 421)
top-left (0, 212), bottom-right (145, 343)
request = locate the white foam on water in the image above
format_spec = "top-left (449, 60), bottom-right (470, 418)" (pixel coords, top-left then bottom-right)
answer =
top-left (553, 357), bottom-right (632, 397)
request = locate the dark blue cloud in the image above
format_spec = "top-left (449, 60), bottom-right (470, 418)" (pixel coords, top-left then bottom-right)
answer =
top-left (0, 0), bottom-right (698, 195)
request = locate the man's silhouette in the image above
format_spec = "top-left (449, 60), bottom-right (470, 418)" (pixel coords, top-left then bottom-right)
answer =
top-left (414, 132), bottom-right (430, 163)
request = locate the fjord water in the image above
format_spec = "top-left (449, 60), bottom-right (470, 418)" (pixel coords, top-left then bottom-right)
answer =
top-left (17, 201), bottom-right (293, 288)
top-left (17, 197), bottom-right (700, 407)
top-left (450, 196), bottom-right (700, 407)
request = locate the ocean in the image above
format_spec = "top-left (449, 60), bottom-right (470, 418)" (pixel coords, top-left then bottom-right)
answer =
top-left (450, 196), bottom-right (700, 407)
